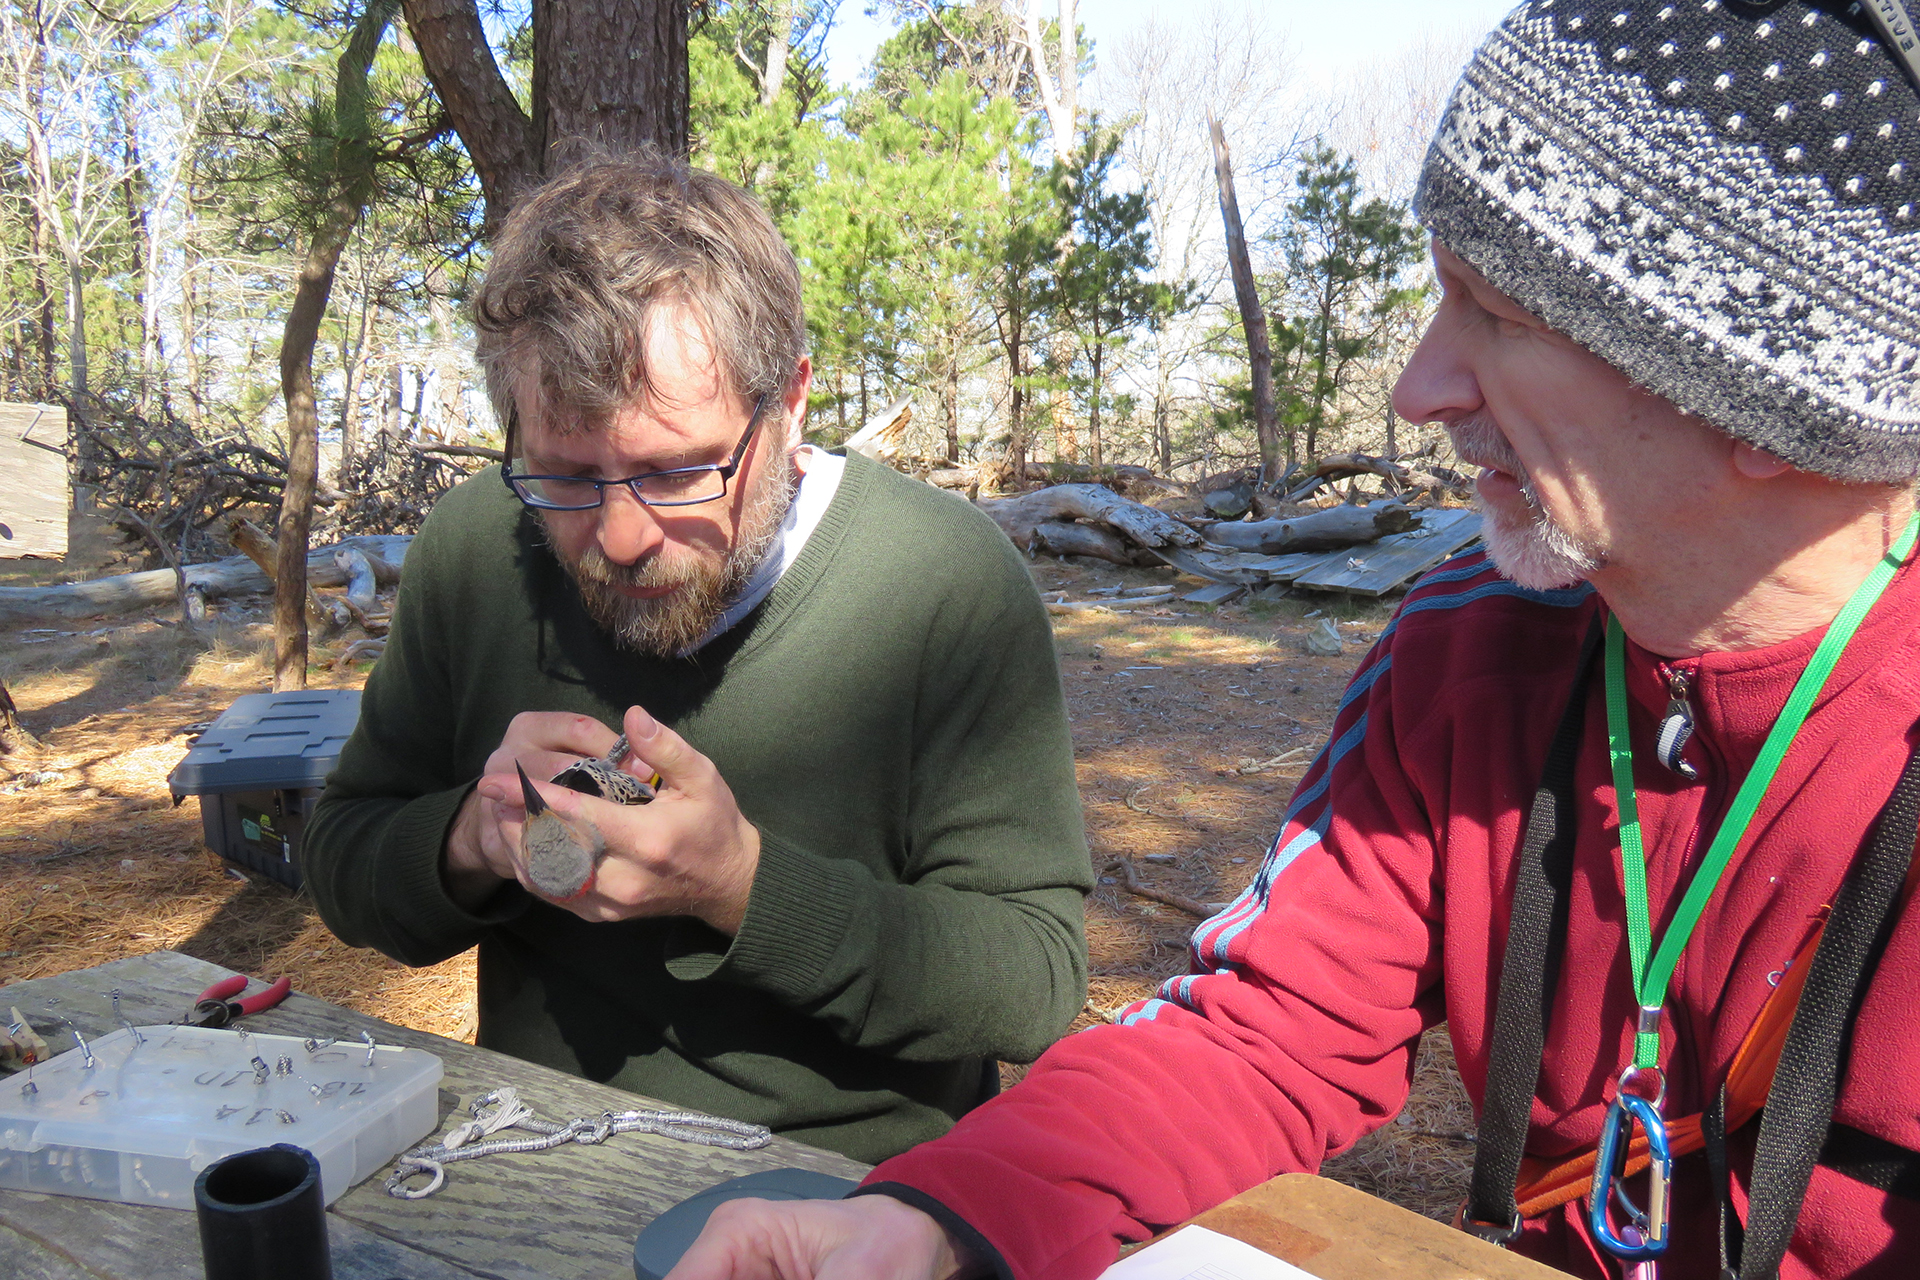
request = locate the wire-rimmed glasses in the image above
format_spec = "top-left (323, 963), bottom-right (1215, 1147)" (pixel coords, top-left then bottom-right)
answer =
top-left (501, 394), bottom-right (769, 511)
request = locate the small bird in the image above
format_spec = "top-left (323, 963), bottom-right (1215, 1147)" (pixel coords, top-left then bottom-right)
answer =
top-left (517, 763), bottom-right (606, 902)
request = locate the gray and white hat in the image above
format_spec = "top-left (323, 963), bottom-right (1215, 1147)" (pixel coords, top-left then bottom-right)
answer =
top-left (1418, 0), bottom-right (1920, 482)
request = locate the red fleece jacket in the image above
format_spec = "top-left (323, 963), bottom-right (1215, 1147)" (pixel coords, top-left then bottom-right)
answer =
top-left (865, 551), bottom-right (1920, 1279)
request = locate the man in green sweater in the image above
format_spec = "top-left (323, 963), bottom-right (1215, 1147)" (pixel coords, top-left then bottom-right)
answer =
top-left (302, 153), bottom-right (1091, 1164)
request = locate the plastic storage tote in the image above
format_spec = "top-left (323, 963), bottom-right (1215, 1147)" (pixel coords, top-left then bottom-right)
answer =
top-left (167, 689), bottom-right (361, 889)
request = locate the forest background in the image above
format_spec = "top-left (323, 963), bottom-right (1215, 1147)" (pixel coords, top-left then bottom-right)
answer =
top-left (0, 0), bottom-right (1502, 557)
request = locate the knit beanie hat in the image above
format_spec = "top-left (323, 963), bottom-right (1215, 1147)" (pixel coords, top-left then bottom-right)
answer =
top-left (1417, 0), bottom-right (1920, 483)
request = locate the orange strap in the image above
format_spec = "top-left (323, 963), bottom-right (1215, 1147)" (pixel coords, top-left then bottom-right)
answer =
top-left (1509, 911), bottom-right (1825, 1219)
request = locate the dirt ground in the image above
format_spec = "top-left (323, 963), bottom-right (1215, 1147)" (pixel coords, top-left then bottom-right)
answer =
top-left (0, 549), bottom-right (1475, 1219)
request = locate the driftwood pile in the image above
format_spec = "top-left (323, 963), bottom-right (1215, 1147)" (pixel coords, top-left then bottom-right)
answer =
top-left (978, 482), bottom-right (1422, 582)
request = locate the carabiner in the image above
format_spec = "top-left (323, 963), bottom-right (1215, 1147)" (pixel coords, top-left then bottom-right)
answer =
top-left (1588, 1090), bottom-right (1672, 1261)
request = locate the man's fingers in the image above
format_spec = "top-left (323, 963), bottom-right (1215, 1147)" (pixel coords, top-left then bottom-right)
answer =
top-left (666, 1195), bottom-right (963, 1280)
top-left (501, 711), bottom-right (621, 760)
top-left (669, 1199), bottom-right (794, 1280)
top-left (623, 705), bottom-right (719, 795)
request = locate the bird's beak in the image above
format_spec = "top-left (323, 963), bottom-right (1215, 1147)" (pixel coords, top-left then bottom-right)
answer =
top-left (515, 763), bottom-right (548, 817)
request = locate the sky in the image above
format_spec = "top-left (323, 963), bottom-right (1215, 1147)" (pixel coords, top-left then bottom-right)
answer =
top-left (822, 0), bottom-right (1520, 98)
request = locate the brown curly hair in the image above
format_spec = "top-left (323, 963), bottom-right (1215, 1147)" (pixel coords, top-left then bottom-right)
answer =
top-left (473, 148), bottom-right (807, 434)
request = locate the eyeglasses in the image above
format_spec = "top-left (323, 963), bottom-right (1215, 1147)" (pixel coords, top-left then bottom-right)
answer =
top-left (501, 394), bottom-right (769, 510)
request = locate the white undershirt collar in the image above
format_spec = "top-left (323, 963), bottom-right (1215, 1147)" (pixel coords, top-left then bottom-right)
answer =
top-left (681, 445), bottom-right (845, 654)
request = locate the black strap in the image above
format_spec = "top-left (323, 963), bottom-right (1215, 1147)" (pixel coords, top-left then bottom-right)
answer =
top-left (1818, 1123), bottom-right (1920, 1201)
top-left (1714, 745), bottom-right (1920, 1280)
top-left (1463, 615), bottom-right (1604, 1239)
top-left (1704, 1084), bottom-right (1745, 1277)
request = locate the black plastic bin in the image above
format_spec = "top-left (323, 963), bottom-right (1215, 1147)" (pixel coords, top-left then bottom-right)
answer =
top-left (167, 690), bottom-right (361, 890)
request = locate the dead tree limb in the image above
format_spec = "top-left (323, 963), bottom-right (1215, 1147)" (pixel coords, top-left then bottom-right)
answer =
top-left (1202, 502), bottom-right (1415, 554)
top-left (1030, 520), bottom-right (1156, 565)
top-left (978, 484), bottom-right (1205, 556)
top-left (412, 443), bottom-right (504, 463)
top-left (1209, 112), bottom-right (1282, 480)
top-left (1107, 858), bottom-right (1225, 919)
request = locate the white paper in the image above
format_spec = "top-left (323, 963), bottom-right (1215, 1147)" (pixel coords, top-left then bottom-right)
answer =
top-left (1100, 1225), bottom-right (1318, 1280)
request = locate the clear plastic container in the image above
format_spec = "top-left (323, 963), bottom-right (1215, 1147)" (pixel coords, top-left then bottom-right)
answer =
top-left (0, 1023), bottom-right (441, 1208)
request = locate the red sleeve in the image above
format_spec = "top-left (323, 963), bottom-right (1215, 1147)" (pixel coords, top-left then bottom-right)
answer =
top-left (864, 603), bottom-right (1448, 1280)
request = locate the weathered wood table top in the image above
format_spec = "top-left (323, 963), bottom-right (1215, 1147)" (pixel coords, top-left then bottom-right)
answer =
top-left (0, 950), bottom-right (869, 1280)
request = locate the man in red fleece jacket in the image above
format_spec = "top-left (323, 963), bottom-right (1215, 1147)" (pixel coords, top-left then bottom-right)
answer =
top-left (669, 3), bottom-right (1920, 1277)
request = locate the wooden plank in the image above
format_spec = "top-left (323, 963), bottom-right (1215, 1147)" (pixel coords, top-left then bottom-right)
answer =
top-left (0, 404), bottom-right (67, 560)
top-left (1289, 509), bottom-right (1483, 597)
top-left (1149, 545), bottom-right (1279, 585)
top-left (1188, 1173), bottom-right (1567, 1280)
top-left (1, 952), bottom-right (870, 1280)
top-left (1180, 583), bottom-right (1246, 606)
top-left (0, 1191), bottom-right (483, 1280)
top-left (0, 1221), bottom-right (97, 1280)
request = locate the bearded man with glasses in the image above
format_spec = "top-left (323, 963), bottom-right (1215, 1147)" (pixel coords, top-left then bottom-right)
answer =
top-left (302, 152), bottom-right (1092, 1164)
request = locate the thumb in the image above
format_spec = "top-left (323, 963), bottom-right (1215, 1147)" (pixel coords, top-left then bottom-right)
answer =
top-left (622, 705), bottom-right (715, 796)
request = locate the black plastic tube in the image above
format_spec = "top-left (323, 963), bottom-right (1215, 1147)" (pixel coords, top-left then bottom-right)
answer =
top-left (194, 1143), bottom-right (333, 1280)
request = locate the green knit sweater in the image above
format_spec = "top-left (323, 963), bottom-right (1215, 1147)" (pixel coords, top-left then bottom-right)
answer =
top-left (303, 452), bottom-right (1091, 1163)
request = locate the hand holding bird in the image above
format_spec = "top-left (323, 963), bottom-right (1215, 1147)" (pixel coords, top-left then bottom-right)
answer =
top-left (451, 706), bottom-right (761, 934)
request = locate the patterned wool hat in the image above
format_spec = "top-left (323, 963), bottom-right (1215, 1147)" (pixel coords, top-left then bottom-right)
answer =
top-left (1418, 0), bottom-right (1920, 483)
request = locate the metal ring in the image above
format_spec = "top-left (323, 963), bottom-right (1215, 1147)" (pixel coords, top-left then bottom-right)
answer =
top-left (1616, 1064), bottom-right (1667, 1111)
top-left (385, 1158), bottom-right (445, 1200)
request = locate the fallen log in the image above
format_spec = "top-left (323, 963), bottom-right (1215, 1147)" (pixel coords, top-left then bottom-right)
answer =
top-left (1309, 452), bottom-right (1413, 484)
top-left (925, 467), bottom-right (979, 499)
top-left (1020, 461), bottom-right (1186, 498)
top-left (978, 484), bottom-right (1205, 559)
top-left (230, 518), bottom-right (344, 634)
top-left (1045, 592), bottom-right (1176, 614)
top-left (1202, 501), bottom-right (1415, 555)
top-left (334, 547), bottom-right (378, 610)
top-left (1030, 520), bottom-right (1154, 566)
top-left (0, 534), bottom-right (413, 626)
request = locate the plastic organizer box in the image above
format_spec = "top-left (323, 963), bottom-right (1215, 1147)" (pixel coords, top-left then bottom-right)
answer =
top-left (0, 1023), bottom-right (440, 1208)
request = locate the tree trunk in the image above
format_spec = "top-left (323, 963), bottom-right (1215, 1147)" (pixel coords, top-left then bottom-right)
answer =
top-left (1154, 377), bottom-right (1172, 476)
top-left (121, 109), bottom-right (152, 409)
top-left (64, 251), bottom-right (87, 407)
top-left (181, 181), bottom-right (204, 412)
top-left (1003, 314), bottom-right (1028, 480)
top-left (274, 0), bottom-right (399, 691)
top-left (30, 204), bottom-right (55, 398)
top-left (759, 0), bottom-right (795, 107)
top-left (400, 0), bottom-right (538, 225)
top-left (1208, 113), bottom-right (1281, 481)
top-left (277, 218), bottom-right (352, 690)
top-left (534, 0), bottom-right (689, 161)
top-left (944, 334), bottom-right (960, 464)
top-left (1088, 342), bottom-right (1104, 467)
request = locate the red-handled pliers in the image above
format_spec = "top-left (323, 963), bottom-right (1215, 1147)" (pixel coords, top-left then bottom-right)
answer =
top-left (187, 974), bottom-right (293, 1028)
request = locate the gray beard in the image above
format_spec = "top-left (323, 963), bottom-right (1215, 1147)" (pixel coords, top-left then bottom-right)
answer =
top-left (1447, 415), bottom-right (1604, 591)
top-left (541, 452), bottom-right (799, 657)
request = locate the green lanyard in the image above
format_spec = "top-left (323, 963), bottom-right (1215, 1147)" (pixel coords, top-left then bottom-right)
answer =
top-left (1604, 513), bottom-right (1920, 1072)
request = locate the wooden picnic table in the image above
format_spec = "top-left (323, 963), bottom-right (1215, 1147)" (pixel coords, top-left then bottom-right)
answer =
top-left (0, 950), bottom-right (868, 1280)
